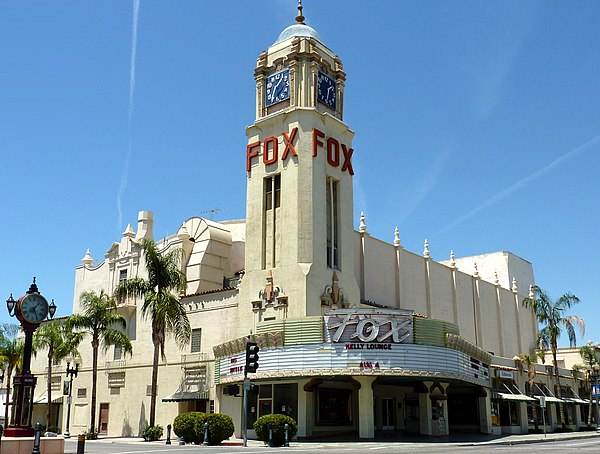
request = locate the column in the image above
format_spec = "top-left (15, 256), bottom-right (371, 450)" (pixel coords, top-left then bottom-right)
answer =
top-left (296, 379), bottom-right (313, 438)
top-left (418, 391), bottom-right (432, 436)
top-left (423, 240), bottom-right (432, 318)
top-left (478, 390), bottom-right (492, 434)
top-left (494, 273), bottom-right (505, 357)
top-left (549, 403), bottom-right (558, 431)
top-left (355, 376), bottom-right (375, 439)
top-left (518, 402), bottom-right (529, 434)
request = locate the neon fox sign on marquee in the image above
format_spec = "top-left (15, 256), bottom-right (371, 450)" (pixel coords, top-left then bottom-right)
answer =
top-left (246, 127), bottom-right (354, 175)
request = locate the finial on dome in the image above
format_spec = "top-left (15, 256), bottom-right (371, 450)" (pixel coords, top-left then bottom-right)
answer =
top-left (295, 0), bottom-right (305, 24)
top-left (512, 277), bottom-right (518, 293)
top-left (449, 250), bottom-right (456, 267)
top-left (423, 239), bottom-right (430, 258)
top-left (494, 270), bottom-right (499, 285)
top-left (393, 227), bottom-right (401, 247)
top-left (473, 261), bottom-right (479, 278)
top-left (359, 211), bottom-right (367, 233)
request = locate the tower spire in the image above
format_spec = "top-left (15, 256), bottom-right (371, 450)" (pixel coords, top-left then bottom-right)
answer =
top-left (295, 0), bottom-right (305, 24)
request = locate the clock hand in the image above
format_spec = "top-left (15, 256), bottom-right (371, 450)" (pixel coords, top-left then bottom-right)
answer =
top-left (271, 77), bottom-right (283, 100)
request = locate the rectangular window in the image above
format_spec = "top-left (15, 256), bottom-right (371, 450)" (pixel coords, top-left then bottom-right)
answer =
top-left (146, 385), bottom-right (153, 396)
top-left (77, 388), bottom-right (87, 399)
top-left (119, 269), bottom-right (128, 282)
top-left (263, 174), bottom-right (281, 269)
top-left (191, 328), bottom-right (202, 353)
top-left (326, 177), bottom-right (340, 269)
top-left (113, 344), bottom-right (122, 361)
top-left (209, 400), bottom-right (215, 414)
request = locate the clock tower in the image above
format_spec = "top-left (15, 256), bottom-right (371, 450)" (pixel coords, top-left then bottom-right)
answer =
top-left (242, 2), bottom-right (359, 320)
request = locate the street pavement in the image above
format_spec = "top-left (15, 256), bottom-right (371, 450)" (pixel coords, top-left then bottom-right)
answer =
top-left (61, 429), bottom-right (600, 452)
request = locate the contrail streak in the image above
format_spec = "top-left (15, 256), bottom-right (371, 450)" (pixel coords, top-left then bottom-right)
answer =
top-left (117, 0), bottom-right (140, 230)
top-left (435, 133), bottom-right (600, 236)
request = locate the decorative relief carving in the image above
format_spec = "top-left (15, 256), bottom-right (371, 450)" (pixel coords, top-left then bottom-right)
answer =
top-left (321, 272), bottom-right (348, 308)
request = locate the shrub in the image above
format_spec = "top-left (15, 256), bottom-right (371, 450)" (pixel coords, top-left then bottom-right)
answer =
top-left (173, 412), bottom-right (207, 444)
top-left (201, 413), bottom-right (235, 446)
top-left (253, 414), bottom-right (297, 447)
top-left (85, 430), bottom-right (98, 440)
top-left (142, 425), bottom-right (164, 441)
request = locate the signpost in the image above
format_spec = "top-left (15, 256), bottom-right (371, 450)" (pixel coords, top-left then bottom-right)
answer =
top-left (539, 395), bottom-right (546, 437)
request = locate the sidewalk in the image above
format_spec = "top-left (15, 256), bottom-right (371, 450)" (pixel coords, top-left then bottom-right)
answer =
top-left (77, 429), bottom-right (600, 449)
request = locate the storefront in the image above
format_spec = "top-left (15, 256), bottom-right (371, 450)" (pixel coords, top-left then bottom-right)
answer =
top-left (215, 309), bottom-right (493, 439)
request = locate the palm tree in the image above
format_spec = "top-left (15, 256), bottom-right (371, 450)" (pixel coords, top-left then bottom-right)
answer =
top-left (0, 323), bottom-right (24, 426)
top-left (33, 319), bottom-right (84, 430)
top-left (114, 239), bottom-right (190, 427)
top-left (518, 350), bottom-right (544, 431)
top-left (522, 285), bottom-right (585, 427)
top-left (579, 341), bottom-right (599, 428)
top-left (68, 290), bottom-right (132, 435)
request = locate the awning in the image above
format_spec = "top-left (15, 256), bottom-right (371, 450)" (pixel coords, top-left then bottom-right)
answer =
top-left (33, 396), bottom-right (64, 404)
top-left (162, 390), bottom-right (209, 402)
top-left (494, 392), bottom-right (536, 402)
top-left (536, 395), bottom-right (564, 403)
top-left (563, 397), bottom-right (589, 405)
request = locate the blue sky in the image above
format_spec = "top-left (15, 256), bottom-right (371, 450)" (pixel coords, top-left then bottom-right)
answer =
top-left (1, 1), bottom-right (598, 348)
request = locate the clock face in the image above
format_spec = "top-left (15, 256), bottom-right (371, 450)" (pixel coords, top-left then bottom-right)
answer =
top-left (317, 71), bottom-right (336, 109)
top-left (266, 69), bottom-right (290, 107)
top-left (20, 294), bottom-right (49, 324)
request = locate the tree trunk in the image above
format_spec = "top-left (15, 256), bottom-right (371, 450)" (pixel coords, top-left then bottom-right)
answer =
top-left (149, 342), bottom-right (160, 427)
top-left (589, 372), bottom-right (593, 427)
top-left (90, 338), bottom-right (99, 435)
top-left (530, 378), bottom-right (539, 431)
top-left (47, 351), bottom-right (53, 429)
top-left (552, 340), bottom-right (565, 427)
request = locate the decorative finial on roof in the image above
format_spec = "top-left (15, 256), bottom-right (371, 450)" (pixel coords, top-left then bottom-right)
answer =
top-left (123, 223), bottom-right (135, 238)
top-left (393, 227), bottom-right (401, 247)
top-left (423, 239), bottom-right (430, 258)
top-left (449, 250), bottom-right (456, 267)
top-left (295, 0), bottom-right (305, 24)
top-left (27, 277), bottom-right (39, 294)
top-left (473, 261), bottom-right (479, 278)
top-left (493, 270), bottom-right (499, 286)
top-left (82, 248), bottom-right (94, 266)
top-left (512, 277), bottom-right (518, 293)
top-left (359, 211), bottom-right (367, 233)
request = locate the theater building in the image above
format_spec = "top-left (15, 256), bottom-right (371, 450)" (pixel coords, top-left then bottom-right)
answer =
top-left (29, 5), bottom-right (590, 439)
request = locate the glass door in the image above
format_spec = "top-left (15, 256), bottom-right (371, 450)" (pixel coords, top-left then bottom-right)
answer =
top-left (381, 397), bottom-right (395, 430)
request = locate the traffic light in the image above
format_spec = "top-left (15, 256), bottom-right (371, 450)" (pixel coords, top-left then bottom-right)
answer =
top-left (245, 342), bottom-right (260, 374)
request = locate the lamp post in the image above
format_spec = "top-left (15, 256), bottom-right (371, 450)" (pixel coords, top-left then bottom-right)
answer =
top-left (5, 278), bottom-right (56, 437)
top-left (63, 362), bottom-right (78, 438)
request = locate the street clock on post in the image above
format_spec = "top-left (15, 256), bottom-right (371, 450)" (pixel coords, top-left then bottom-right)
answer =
top-left (5, 277), bottom-right (56, 437)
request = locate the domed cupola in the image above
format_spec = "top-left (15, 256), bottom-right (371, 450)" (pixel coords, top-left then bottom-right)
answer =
top-left (253, 0), bottom-right (346, 120)
top-left (273, 2), bottom-right (323, 45)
